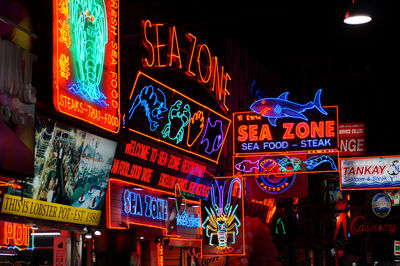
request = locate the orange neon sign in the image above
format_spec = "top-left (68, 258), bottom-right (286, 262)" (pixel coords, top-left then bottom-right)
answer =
top-left (0, 222), bottom-right (34, 250)
top-left (233, 106), bottom-right (339, 155)
top-left (53, 0), bottom-right (120, 133)
top-left (141, 20), bottom-right (231, 112)
top-left (125, 71), bottom-right (231, 164)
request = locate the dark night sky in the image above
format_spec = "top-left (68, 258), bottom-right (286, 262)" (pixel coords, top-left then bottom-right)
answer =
top-left (161, 0), bottom-right (399, 156)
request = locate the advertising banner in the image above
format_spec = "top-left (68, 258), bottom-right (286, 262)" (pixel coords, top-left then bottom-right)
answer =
top-left (107, 179), bottom-right (202, 240)
top-left (53, 0), bottom-right (120, 133)
top-left (341, 156), bottom-right (400, 190)
top-left (339, 123), bottom-right (366, 156)
top-left (124, 72), bottom-right (231, 164)
top-left (110, 137), bottom-right (215, 200)
top-left (201, 177), bottom-right (244, 256)
top-left (233, 106), bottom-right (338, 155)
top-left (1, 115), bottom-right (117, 226)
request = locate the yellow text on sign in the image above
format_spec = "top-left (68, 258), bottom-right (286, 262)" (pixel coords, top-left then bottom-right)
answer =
top-left (1, 194), bottom-right (101, 226)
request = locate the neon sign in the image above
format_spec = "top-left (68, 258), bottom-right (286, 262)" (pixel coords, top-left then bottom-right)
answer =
top-left (174, 184), bottom-right (201, 228)
top-left (0, 222), bottom-right (34, 251)
top-left (53, 0), bottom-right (120, 133)
top-left (202, 177), bottom-right (244, 255)
top-left (128, 85), bottom-right (167, 131)
top-left (141, 20), bottom-right (231, 112)
top-left (126, 72), bottom-right (231, 164)
top-left (111, 138), bottom-right (213, 199)
top-left (161, 100), bottom-right (191, 144)
top-left (123, 189), bottom-right (168, 221)
top-left (250, 89), bottom-right (327, 126)
top-left (107, 179), bottom-right (202, 240)
top-left (350, 216), bottom-right (397, 235)
top-left (233, 106), bottom-right (338, 154)
top-left (234, 153), bottom-right (338, 176)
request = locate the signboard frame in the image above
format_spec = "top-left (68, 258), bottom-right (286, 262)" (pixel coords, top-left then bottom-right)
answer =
top-left (340, 155), bottom-right (400, 191)
top-left (232, 106), bottom-right (339, 155)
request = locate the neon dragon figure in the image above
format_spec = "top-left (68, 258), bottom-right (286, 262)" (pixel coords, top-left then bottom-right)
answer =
top-left (68, 0), bottom-right (108, 106)
top-left (202, 177), bottom-right (242, 252)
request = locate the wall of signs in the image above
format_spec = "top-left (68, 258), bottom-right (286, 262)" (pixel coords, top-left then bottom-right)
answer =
top-left (124, 72), bottom-right (231, 164)
top-left (53, 0), bottom-right (120, 133)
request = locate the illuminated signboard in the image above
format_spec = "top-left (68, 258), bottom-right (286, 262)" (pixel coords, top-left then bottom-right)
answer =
top-left (341, 156), bottom-right (400, 190)
top-left (233, 106), bottom-right (338, 154)
top-left (107, 179), bottom-right (202, 239)
top-left (1, 115), bottom-right (117, 226)
top-left (234, 152), bottom-right (339, 176)
top-left (202, 177), bottom-right (244, 256)
top-left (339, 123), bottom-right (366, 156)
top-left (53, 0), bottom-right (120, 133)
top-left (110, 137), bottom-right (214, 200)
top-left (125, 72), bottom-right (231, 164)
top-left (0, 222), bottom-right (34, 251)
top-left (140, 20), bottom-right (231, 112)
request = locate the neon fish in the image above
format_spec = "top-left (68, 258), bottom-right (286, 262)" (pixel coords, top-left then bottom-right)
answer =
top-left (304, 155), bottom-right (337, 170)
top-left (249, 89), bottom-right (327, 126)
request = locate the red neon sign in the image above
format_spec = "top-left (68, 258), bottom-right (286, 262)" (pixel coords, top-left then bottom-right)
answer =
top-left (233, 106), bottom-right (339, 155)
top-left (0, 222), bottom-right (33, 250)
top-left (53, 0), bottom-right (120, 133)
top-left (141, 20), bottom-right (231, 112)
top-left (350, 216), bottom-right (397, 235)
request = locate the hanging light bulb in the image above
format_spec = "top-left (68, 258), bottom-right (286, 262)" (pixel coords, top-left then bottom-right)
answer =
top-left (344, 0), bottom-right (372, 25)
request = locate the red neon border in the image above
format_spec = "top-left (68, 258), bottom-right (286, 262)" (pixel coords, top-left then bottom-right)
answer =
top-left (339, 155), bottom-right (400, 191)
top-left (127, 71), bottom-right (232, 164)
top-left (53, 0), bottom-right (121, 133)
top-left (106, 178), bottom-right (203, 241)
top-left (232, 106), bottom-right (339, 156)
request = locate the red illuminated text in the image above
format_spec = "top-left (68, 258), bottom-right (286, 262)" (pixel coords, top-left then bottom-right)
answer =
top-left (141, 20), bottom-right (231, 112)
top-left (0, 222), bottom-right (32, 248)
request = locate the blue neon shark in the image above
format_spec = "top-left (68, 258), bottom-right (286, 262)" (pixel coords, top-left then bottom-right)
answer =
top-left (249, 89), bottom-right (327, 126)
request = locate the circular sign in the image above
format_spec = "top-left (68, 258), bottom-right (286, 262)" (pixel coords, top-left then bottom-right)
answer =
top-left (371, 193), bottom-right (392, 218)
top-left (255, 157), bottom-right (296, 194)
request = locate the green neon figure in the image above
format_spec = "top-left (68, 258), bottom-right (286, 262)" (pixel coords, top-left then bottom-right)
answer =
top-left (161, 100), bottom-right (191, 144)
top-left (68, 0), bottom-right (108, 106)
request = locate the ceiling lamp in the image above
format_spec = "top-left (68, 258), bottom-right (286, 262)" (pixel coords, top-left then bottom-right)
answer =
top-left (344, 0), bottom-right (372, 25)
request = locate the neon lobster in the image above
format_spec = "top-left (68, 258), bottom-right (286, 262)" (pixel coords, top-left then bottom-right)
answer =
top-left (202, 177), bottom-right (242, 252)
top-left (68, 0), bottom-right (108, 106)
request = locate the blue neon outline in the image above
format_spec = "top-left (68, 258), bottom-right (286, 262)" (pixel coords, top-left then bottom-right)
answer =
top-left (128, 85), bottom-right (168, 131)
top-left (304, 155), bottom-right (337, 170)
top-left (200, 118), bottom-right (224, 154)
top-left (249, 89), bottom-right (327, 126)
